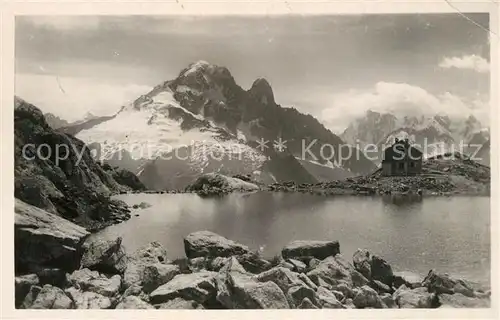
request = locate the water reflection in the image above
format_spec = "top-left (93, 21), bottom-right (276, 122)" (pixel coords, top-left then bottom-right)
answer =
top-left (95, 192), bottom-right (490, 287)
top-left (382, 193), bottom-right (423, 207)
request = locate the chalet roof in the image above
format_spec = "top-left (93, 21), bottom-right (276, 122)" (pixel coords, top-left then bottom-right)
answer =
top-left (382, 139), bottom-right (423, 162)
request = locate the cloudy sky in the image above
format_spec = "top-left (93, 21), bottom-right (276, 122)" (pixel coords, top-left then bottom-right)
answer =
top-left (15, 14), bottom-right (490, 132)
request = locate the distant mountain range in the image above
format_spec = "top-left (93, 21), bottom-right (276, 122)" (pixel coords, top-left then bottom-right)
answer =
top-left (341, 110), bottom-right (490, 166)
top-left (45, 111), bottom-right (99, 130)
top-left (64, 61), bottom-right (377, 190)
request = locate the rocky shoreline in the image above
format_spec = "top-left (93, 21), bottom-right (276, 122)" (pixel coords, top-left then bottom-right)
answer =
top-left (15, 221), bottom-right (490, 309)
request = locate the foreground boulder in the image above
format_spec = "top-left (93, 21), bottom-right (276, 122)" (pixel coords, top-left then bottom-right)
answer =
top-left (65, 287), bottom-right (112, 309)
top-left (123, 242), bottom-right (176, 290)
top-left (352, 249), bottom-right (371, 279)
top-left (25, 284), bottom-right (73, 309)
top-left (15, 274), bottom-right (39, 308)
top-left (80, 237), bottom-right (127, 274)
top-left (306, 255), bottom-right (358, 287)
top-left (255, 267), bottom-right (305, 293)
top-left (352, 249), bottom-right (394, 286)
top-left (184, 231), bottom-right (250, 259)
top-left (393, 285), bottom-right (437, 308)
top-left (68, 268), bottom-right (121, 297)
top-left (352, 285), bottom-right (384, 309)
top-left (15, 199), bottom-right (90, 273)
top-left (150, 272), bottom-right (218, 305)
top-left (282, 240), bottom-right (340, 260)
top-left (422, 269), bottom-right (475, 297)
top-left (217, 271), bottom-right (290, 309)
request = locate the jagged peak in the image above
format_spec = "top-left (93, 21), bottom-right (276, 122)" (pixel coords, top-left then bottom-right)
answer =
top-left (249, 78), bottom-right (275, 105)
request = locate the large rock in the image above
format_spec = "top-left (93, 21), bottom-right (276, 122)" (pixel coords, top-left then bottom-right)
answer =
top-left (129, 241), bottom-right (168, 263)
top-left (287, 259), bottom-right (307, 273)
top-left (142, 263), bottom-right (180, 293)
top-left (20, 286), bottom-right (42, 309)
top-left (68, 268), bottom-right (121, 297)
top-left (286, 284), bottom-right (317, 308)
top-left (438, 293), bottom-right (490, 308)
top-left (235, 253), bottom-right (272, 274)
top-left (80, 237), bottom-right (127, 274)
top-left (123, 242), bottom-right (172, 289)
top-left (65, 287), bottom-right (112, 309)
top-left (422, 269), bottom-right (475, 297)
top-left (352, 249), bottom-right (371, 279)
top-left (35, 268), bottom-right (69, 288)
top-left (29, 284), bottom-right (73, 309)
top-left (15, 274), bottom-right (39, 308)
top-left (255, 267), bottom-right (305, 293)
top-left (352, 285), bottom-right (384, 309)
top-left (298, 297), bottom-right (318, 309)
top-left (216, 271), bottom-right (290, 309)
top-left (393, 285), bottom-right (437, 308)
top-left (282, 240), bottom-right (340, 260)
top-left (116, 296), bottom-right (154, 309)
top-left (315, 286), bottom-right (343, 308)
top-left (184, 231), bottom-right (250, 259)
top-left (306, 255), bottom-right (353, 286)
top-left (370, 255), bottom-right (394, 286)
top-left (14, 199), bottom-right (90, 273)
top-left (149, 271), bottom-right (218, 305)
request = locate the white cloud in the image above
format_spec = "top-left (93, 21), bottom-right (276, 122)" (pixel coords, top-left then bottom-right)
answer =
top-left (321, 82), bottom-right (489, 133)
top-left (15, 73), bottom-right (151, 121)
top-left (439, 54), bottom-right (490, 73)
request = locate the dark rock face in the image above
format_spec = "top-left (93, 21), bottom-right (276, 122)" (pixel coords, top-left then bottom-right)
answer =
top-left (184, 231), bottom-right (251, 259)
top-left (14, 199), bottom-right (90, 273)
top-left (14, 97), bottom-right (139, 230)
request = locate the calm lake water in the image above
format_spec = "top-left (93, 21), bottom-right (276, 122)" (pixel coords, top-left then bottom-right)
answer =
top-left (94, 192), bottom-right (490, 287)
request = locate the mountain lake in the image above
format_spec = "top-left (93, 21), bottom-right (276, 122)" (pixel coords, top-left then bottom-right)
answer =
top-left (92, 192), bottom-right (491, 287)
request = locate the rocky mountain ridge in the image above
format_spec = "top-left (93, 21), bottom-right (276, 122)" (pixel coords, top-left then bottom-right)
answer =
top-left (70, 61), bottom-right (376, 190)
top-left (342, 110), bottom-right (490, 164)
top-left (14, 96), bottom-right (144, 231)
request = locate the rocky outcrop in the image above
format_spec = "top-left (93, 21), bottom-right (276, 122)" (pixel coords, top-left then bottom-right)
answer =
top-left (122, 242), bottom-right (176, 291)
top-left (65, 288), bottom-right (112, 309)
top-left (15, 231), bottom-right (490, 310)
top-left (149, 272), bottom-right (218, 305)
top-left (185, 173), bottom-right (259, 196)
top-left (14, 97), bottom-right (142, 231)
top-left (80, 237), bottom-right (127, 274)
top-left (15, 199), bottom-right (90, 273)
top-left (184, 231), bottom-right (250, 259)
top-left (282, 240), bottom-right (340, 261)
top-left (68, 268), bottom-right (121, 297)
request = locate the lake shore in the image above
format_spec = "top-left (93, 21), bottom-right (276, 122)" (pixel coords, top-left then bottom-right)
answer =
top-left (15, 228), bottom-right (491, 309)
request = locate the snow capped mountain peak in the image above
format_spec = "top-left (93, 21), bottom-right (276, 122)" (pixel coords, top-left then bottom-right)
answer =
top-left (342, 108), bottom-right (489, 161)
top-left (182, 60), bottom-right (211, 76)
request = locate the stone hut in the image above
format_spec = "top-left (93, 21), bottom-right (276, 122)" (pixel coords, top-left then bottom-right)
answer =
top-left (381, 138), bottom-right (423, 176)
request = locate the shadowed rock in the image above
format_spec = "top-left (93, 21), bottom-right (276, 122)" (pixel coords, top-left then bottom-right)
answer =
top-left (15, 199), bottom-right (90, 273)
top-left (282, 240), bottom-right (340, 260)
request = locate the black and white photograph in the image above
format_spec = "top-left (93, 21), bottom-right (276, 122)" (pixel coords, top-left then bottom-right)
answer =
top-left (3, 3), bottom-right (497, 315)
